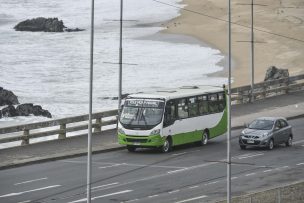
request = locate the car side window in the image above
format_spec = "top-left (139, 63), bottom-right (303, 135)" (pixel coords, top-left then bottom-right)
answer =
top-left (275, 121), bottom-right (281, 130)
top-left (279, 120), bottom-right (288, 128)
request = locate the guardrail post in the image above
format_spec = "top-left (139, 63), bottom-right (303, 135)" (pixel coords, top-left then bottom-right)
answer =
top-left (277, 188), bottom-right (281, 203)
top-left (21, 129), bottom-right (29, 145)
top-left (58, 123), bottom-right (66, 139)
top-left (94, 118), bottom-right (102, 133)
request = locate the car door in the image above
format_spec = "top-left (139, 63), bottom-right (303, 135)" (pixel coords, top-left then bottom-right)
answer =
top-left (279, 119), bottom-right (290, 142)
top-left (273, 120), bottom-right (283, 144)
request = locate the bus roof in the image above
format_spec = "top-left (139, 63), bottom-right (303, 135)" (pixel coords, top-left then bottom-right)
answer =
top-left (127, 85), bottom-right (225, 100)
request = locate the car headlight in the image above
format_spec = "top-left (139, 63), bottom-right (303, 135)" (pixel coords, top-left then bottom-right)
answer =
top-left (118, 128), bottom-right (125, 134)
top-left (150, 129), bottom-right (160, 135)
top-left (262, 132), bottom-right (271, 138)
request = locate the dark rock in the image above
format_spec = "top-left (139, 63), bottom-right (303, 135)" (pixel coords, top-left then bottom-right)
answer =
top-left (16, 103), bottom-right (34, 116)
top-left (14, 17), bottom-right (65, 32)
top-left (64, 28), bottom-right (85, 32)
top-left (14, 103), bottom-right (52, 118)
top-left (264, 66), bottom-right (289, 81)
top-left (1, 105), bottom-right (18, 117)
top-left (0, 87), bottom-right (19, 106)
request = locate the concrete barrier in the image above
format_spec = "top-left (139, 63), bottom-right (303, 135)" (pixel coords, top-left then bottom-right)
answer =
top-left (216, 181), bottom-right (304, 203)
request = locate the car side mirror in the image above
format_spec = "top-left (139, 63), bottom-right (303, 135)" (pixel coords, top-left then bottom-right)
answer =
top-left (244, 123), bottom-right (248, 128)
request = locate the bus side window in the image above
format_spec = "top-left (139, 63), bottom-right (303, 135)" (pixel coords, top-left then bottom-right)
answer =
top-left (208, 94), bottom-right (219, 113)
top-left (188, 97), bottom-right (198, 117)
top-left (218, 92), bottom-right (226, 111)
top-left (164, 100), bottom-right (176, 127)
top-left (177, 98), bottom-right (188, 119)
top-left (198, 95), bottom-right (208, 115)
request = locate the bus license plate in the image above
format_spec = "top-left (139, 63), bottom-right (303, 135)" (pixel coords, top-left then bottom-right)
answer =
top-left (247, 139), bottom-right (254, 144)
top-left (133, 142), bottom-right (141, 145)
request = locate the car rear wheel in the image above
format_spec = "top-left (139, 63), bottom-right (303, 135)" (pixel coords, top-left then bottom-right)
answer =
top-left (285, 136), bottom-right (292, 147)
top-left (268, 139), bottom-right (274, 150)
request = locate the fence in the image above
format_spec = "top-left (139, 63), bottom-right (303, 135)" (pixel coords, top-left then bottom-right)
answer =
top-left (0, 109), bottom-right (117, 147)
top-left (0, 74), bottom-right (304, 147)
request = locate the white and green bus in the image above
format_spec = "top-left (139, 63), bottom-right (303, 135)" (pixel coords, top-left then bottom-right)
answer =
top-left (118, 85), bottom-right (227, 152)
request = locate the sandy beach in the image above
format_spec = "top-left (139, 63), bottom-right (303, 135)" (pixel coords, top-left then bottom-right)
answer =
top-left (163, 0), bottom-right (304, 87)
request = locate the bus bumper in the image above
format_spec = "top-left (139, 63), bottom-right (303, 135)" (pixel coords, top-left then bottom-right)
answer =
top-left (118, 133), bottom-right (164, 147)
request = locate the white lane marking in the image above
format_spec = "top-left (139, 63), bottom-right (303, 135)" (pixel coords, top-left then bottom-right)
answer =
top-left (189, 185), bottom-right (199, 189)
top-left (275, 166), bottom-right (289, 170)
top-left (148, 194), bottom-right (159, 198)
top-left (125, 199), bottom-right (139, 203)
top-left (263, 169), bottom-right (273, 173)
top-left (205, 181), bottom-right (219, 185)
top-left (0, 185), bottom-right (61, 198)
top-left (168, 190), bottom-right (180, 194)
top-left (302, 145), bottom-right (304, 147)
top-left (68, 190), bottom-right (133, 203)
top-left (245, 173), bottom-right (256, 177)
top-left (296, 163), bottom-right (304, 166)
top-left (293, 140), bottom-right (304, 144)
top-left (121, 163), bottom-right (186, 169)
top-left (167, 162), bottom-right (216, 174)
top-left (172, 152), bottom-right (187, 156)
top-left (236, 153), bottom-right (264, 160)
top-left (17, 201), bottom-right (31, 203)
top-left (14, 177), bottom-right (48, 186)
top-left (175, 195), bottom-right (207, 203)
top-left (231, 176), bottom-right (238, 180)
top-left (92, 182), bottom-right (119, 190)
top-left (99, 163), bottom-right (122, 169)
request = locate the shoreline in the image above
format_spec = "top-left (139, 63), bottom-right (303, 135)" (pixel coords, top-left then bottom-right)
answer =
top-left (162, 0), bottom-right (304, 87)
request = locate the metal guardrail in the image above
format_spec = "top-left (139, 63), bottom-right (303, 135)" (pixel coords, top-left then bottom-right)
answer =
top-left (0, 74), bottom-right (304, 147)
top-left (231, 74), bottom-right (304, 104)
top-left (0, 109), bottom-right (117, 146)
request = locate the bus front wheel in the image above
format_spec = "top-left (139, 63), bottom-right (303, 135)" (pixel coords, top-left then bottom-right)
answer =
top-left (161, 138), bottom-right (172, 153)
top-left (127, 145), bottom-right (136, 152)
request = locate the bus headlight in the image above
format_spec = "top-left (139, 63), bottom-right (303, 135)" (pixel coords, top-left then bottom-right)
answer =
top-left (150, 129), bottom-right (160, 135)
top-left (118, 128), bottom-right (125, 135)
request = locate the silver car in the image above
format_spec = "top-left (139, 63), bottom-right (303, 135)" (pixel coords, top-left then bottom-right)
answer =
top-left (239, 117), bottom-right (293, 150)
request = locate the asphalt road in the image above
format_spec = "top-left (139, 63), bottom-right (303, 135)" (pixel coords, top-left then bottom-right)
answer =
top-left (0, 118), bottom-right (303, 203)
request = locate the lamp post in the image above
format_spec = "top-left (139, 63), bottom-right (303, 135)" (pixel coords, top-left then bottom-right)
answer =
top-left (118, 0), bottom-right (123, 114)
top-left (227, 0), bottom-right (232, 202)
top-left (87, 0), bottom-right (95, 202)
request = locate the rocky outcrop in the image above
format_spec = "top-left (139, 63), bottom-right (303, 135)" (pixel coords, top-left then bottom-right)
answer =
top-left (0, 103), bottom-right (52, 118)
top-left (14, 17), bottom-right (85, 32)
top-left (0, 87), bottom-right (19, 106)
top-left (264, 66), bottom-right (289, 81)
top-left (14, 17), bottom-right (65, 32)
top-left (0, 87), bottom-right (52, 119)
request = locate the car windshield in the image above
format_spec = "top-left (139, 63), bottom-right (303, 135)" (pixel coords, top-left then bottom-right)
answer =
top-left (248, 119), bottom-right (274, 130)
top-left (120, 99), bottom-right (164, 129)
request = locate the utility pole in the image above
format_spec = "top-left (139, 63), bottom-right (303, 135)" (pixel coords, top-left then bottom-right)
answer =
top-left (250, 0), bottom-right (254, 103)
top-left (118, 0), bottom-right (123, 114)
top-left (227, 0), bottom-right (232, 202)
top-left (87, 0), bottom-right (94, 202)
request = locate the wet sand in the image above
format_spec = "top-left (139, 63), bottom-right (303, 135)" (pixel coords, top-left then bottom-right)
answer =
top-left (163, 0), bottom-right (304, 87)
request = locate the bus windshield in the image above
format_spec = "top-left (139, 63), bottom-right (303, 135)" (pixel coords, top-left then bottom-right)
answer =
top-left (120, 99), bottom-right (165, 130)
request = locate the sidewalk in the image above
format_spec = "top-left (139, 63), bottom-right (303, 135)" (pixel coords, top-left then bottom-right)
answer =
top-left (0, 91), bottom-right (303, 170)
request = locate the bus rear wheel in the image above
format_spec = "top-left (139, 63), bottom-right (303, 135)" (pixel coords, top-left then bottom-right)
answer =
top-left (161, 138), bottom-right (172, 153)
top-left (199, 130), bottom-right (209, 146)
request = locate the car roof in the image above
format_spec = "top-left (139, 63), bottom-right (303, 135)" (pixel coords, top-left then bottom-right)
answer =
top-left (256, 117), bottom-right (287, 121)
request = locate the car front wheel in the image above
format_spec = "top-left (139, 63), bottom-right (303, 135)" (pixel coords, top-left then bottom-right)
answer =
top-left (161, 138), bottom-right (172, 153)
top-left (268, 139), bottom-right (274, 150)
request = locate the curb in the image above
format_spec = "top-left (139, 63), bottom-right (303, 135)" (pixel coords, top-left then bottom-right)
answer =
top-left (0, 145), bottom-right (125, 171)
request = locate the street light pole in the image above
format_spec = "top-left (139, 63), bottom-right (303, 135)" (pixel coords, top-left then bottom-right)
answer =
top-left (118, 0), bottom-right (123, 114)
top-left (87, 0), bottom-right (95, 202)
top-left (250, 0), bottom-right (254, 103)
top-left (227, 0), bottom-right (232, 202)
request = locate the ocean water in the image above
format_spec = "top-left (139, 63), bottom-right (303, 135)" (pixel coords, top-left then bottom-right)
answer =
top-left (0, 0), bottom-right (226, 127)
